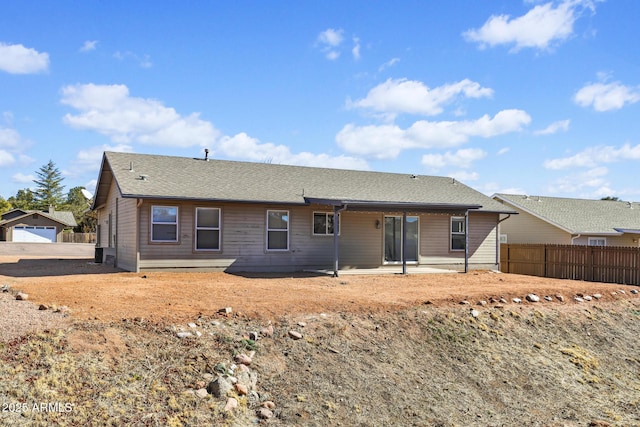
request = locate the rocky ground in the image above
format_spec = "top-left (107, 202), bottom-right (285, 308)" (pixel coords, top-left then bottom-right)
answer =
top-left (1, 256), bottom-right (640, 426)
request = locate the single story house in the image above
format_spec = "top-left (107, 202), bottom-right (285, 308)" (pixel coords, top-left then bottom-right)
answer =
top-left (0, 207), bottom-right (77, 243)
top-left (92, 151), bottom-right (515, 274)
top-left (493, 193), bottom-right (640, 247)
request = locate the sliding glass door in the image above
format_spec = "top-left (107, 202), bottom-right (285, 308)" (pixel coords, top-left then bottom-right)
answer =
top-left (383, 216), bottom-right (418, 263)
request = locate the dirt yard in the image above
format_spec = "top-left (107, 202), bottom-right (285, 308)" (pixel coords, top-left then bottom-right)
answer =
top-left (1, 255), bottom-right (637, 323)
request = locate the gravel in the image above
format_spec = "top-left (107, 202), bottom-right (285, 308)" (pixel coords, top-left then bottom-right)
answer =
top-left (0, 292), bottom-right (70, 343)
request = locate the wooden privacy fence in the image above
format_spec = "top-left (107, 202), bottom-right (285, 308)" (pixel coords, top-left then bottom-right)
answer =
top-left (62, 233), bottom-right (96, 244)
top-left (500, 244), bottom-right (640, 286)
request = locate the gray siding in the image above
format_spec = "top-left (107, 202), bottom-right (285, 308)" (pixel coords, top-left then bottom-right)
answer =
top-left (499, 207), bottom-right (571, 244)
top-left (130, 202), bottom-right (499, 272)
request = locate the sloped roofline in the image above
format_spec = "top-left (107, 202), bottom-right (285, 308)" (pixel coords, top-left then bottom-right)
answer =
top-left (492, 193), bottom-right (576, 234)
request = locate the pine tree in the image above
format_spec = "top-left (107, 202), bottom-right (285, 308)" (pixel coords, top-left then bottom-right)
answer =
top-left (33, 160), bottom-right (66, 210)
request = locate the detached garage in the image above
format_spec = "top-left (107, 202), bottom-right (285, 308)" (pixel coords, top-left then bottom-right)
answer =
top-left (0, 207), bottom-right (77, 243)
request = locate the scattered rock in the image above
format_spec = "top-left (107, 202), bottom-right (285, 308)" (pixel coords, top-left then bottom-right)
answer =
top-left (459, 300), bottom-right (470, 305)
top-left (188, 322), bottom-right (197, 328)
top-left (512, 298), bottom-right (522, 304)
top-left (195, 388), bottom-right (208, 399)
top-left (207, 377), bottom-right (233, 398)
top-left (194, 380), bottom-right (206, 389)
top-left (588, 420), bottom-right (612, 427)
top-left (470, 309), bottom-right (480, 318)
top-left (297, 321), bottom-right (307, 327)
top-left (218, 307), bottom-right (232, 315)
top-left (234, 353), bottom-right (252, 366)
top-left (257, 407), bottom-right (274, 420)
top-left (1, 284), bottom-right (9, 293)
top-left (611, 291), bottom-right (618, 296)
top-left (15, 292), bottom-right (28, 301)
top-left (555, 294), bottom-right (565, 302)
top-left (260, 325), bottom-right (274, 337)
top-left (618, 290), bottom-right (626, 295)
top-left (526, 294), bottom-right (540, 303)
top-left (544, 296), bottom-right (553, 302)
top-left (592, 293), bottom-right (602, 300)
top-left (288, 330), bottom-right (303, 340)
top-left (478, 300), bottom-right (487, 306)
top-left (235, 383), bottom-right (248, 396)
top-left (237, 370), bottom-right (258, 391)
top-left (499, 297), bottom-right (508, 304)
top-left (631, 289), bottom-right (639, 295)
top-left (224, 397), bottom-right (238, 412)
top-left (176, 331), bottom-right (193, 339)
top-left (262, 401), bottom-right (276, 409)
top-left (249, 331), bottom-right (259, 341)
top-left (38, 304), bottom-right (48, 310)
top-left (583, 295), bottom-right (593, 301)
top-left (574, 297), bottom-right (585, 303)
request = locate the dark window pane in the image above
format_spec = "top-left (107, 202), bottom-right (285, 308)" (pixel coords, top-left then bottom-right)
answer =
top-left (451, 234), bottom-right (466, 250)
top-left (268, 230), bottom-right (288, 250)
top-left (197, 230), bottom-right (219, 250)
top-left (153, 224), bottom-right (177, 241)
top-left (314, 213), bottom-right (327, 234)
top-left (197, 209), bottom-right (219, 228)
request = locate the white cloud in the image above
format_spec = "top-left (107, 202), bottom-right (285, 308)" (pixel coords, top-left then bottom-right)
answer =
top-left (316, 28), bottom-right (344, 60)
top-left (544, 143), bottom-right (640, 169)
top-left (61, 83), bottom-right (220, 147)
top-left (113, 51), bottom-right (152, 68)
top-left (0, 126), bottom-right (22, 149)
top-left (337, 109), bottom-right (531, 159)
top-left (348, 78), bottom-right (494, 119)
top-left (71, 143), bottom-right (133, 176)
top-left (0, 150), bottom-right (14, 167)
top-left (0, 42), bottom-right (49, 74)
top-left (421, 148), bottom-right (487, 170)
top-left (463, 0), bottom-right (596, 52)
top-left (497, 147), bottom-right (510, 155)
top-left (80, 40), bottom-right (98, 52)
top-left (448, 170), bottom-right (480, 182)
top-left (378, 58), bottom-right (400, 72)
top-left (546, 167), bottom-right (610, 195)
top-left (574, 81), bottom-right (640, 111)
top-left (352, 37), bottom-right (361, 60)
top-left (217, 132), bottom-right (369, 170)
top-left (11, 172), bottom-right (34, 184)
top-left (534, 119), bottom-right (570, 135)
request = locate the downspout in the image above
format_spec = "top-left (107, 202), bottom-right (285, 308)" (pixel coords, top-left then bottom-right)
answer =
top-left (571, 234), bottom-right (581, 245)
top-left (333, 204), bottom-right (348, 277)
top-left (136, 198), bottom-right (143, 273)
top-left (464, 210), bottom-right (469, 273)
top-left (115, 198), bottom-right (119, 268)
top-left (496, 214), bottom-right (512, 268)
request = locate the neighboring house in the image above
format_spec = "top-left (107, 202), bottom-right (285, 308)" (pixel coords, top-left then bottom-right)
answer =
top-left (92, 151), bottom-right (515, 274)
top-left (0, 207), bottom-right (77, 243)
top-left (493, 193), bottom-right (640, 247)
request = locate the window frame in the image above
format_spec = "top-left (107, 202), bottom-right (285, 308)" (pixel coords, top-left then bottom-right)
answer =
top-left (312, 212), bottom-right (337, 236)
top-left (150, 205), bottom-right (179, 243)
top-left (266, 209), bottom-right (289, 251)
top-left (194, 207), bottom-right (221, 251)
top-left (588, 237), bottom-right (606, 246)
top-left (450, 216), bottom-right (466, 252)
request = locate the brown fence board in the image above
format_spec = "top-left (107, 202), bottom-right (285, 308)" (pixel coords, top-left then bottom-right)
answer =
top-left (500, 244), bottom-right (640, 286)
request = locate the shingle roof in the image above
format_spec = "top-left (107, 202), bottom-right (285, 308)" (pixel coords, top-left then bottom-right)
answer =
top-left (95, 151), bottom-right (511, 213)
top-left (0, 209), bottom-right (77, 227)
top-left (494, 193), bottom-right (640, 234)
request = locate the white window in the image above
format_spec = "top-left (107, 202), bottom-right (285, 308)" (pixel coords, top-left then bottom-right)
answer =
top-left (313, 212), bottom-right (335, 235)
top-left (588, 237), bottom-right (606, 246)
top-left (451, 216), bottom-right (466, 251)
top-left (267, 210), bottom-right (289, 251)
top-left (151, 206), bottom-right (178, 242)
top-left (195, 208), bottom-right (220, 251)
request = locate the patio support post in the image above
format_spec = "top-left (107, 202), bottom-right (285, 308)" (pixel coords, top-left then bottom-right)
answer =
top-left (332, 205), bottom-right (347, 277)
top-left (402, 211), bottom-right (408, 275)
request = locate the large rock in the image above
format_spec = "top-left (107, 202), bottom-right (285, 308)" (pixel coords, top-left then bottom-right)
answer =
top-left (207, 376), bottom-right (233, 398)
top-left (526, 294), bottom-right (540, 303)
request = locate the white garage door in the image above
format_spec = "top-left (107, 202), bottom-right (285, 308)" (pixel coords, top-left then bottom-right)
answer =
top-left (13, 226), bottom-right (57, 243)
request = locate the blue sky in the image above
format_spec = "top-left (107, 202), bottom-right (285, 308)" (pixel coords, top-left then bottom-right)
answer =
top-left (1, 0), bottom-right (640, 201)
